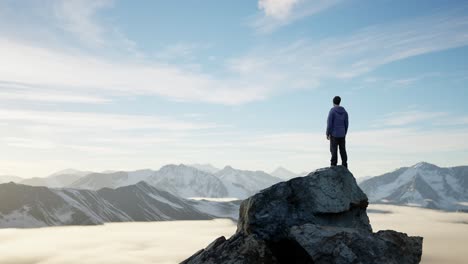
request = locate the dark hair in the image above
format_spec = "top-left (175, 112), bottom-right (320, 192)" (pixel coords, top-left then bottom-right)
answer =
top-left (333, 96), bottom-right (341, 105)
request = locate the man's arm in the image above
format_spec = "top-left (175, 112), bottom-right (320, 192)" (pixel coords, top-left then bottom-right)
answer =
top-left (344, 112), bottom-right (349, 135)
top-left (326, 110), bottom-right (333, 138)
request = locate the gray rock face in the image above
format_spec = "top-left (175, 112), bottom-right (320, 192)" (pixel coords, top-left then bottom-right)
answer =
top-left (289, 225), bottom-right (422, 264)
top-left (182, 166), bottom-right (423, 264)
top-left (237, 167), bottom-right (371, 239)
top-left (182, 234), bottom-right (278, 264)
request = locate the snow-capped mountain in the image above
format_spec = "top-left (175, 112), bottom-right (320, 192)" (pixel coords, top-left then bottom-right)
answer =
top-left (189, 163), bottom-right (220, 174)
top-left (66, 165), bottom-right (229, 198)
top-left (0, 175), bottom-right (23, 184)
top-left (147, 164), bottom-right (228, 198)
top-left (0, 181), bottom-right (213, 228)
top-left (359, 162), bottom-right (468, 211)
top-left (96, 182), bottom-right (213, 221)
top-left (68, 169), bottom-right (155, 190)
top-left (270, 167), bottom-right (298, 180)
top-left (215, 166), bottom-right (283, 198)
top-left (16, 164), bottom-right (285, 200)
top-left (19, 169), bottom-right (92, 188)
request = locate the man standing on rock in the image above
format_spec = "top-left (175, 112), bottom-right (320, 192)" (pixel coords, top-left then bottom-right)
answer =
top-left (326, 96), bottom-right (349, 168)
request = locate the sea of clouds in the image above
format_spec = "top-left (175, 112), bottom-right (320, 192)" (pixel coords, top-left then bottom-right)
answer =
top-left (0, 206), bottom-right (467, 264)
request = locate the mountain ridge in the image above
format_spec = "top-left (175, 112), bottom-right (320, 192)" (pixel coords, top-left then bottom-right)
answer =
top-left (0, 181), bottom-right (214, 228)
top-left (54, 164), bottom-right (283, 199)
top-left (359, 162), bottom-right (468, 211)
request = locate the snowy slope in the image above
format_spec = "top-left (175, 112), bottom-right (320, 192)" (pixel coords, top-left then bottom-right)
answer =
top-left (215, 166), bottom-right (283, 199)
top-left (0, 181), bottom-right (212, 228)
top-left (0, 182), bottom-right (119, 228)
top-left (97, 181), bottom-right (213, 221)
top-left (147, 164), bottom-right (228, 198)
top-left (67, 165), bottom-right (228, 199)
top-left (67, 169), bottom-right (155, 190)
top-left (189, 164), bottom-right (220, 174)
top-left (359, 162), bottom-right (468, 211)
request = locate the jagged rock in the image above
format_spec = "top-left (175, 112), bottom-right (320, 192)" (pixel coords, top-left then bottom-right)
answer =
top-left (288, 224), bottom-right (422, 264)
top-left (181, 234), bottom-right (279, 264)
top-left (182, 166), bottom-right (423, 264)
top-left (237, 166), bottom-right (371, 239)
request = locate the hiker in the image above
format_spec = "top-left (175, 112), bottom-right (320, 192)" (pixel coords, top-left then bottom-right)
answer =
top-left (326, 96), bottom-right (349, 168)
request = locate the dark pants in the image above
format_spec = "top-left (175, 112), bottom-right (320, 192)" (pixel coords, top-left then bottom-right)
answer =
top-left (330, 136), bottom-right (347, 167)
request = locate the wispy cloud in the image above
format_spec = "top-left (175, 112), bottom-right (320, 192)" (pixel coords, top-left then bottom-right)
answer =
top-left (377, 110), bottom-right (448, 127)
top-left (0, 108), bottom-right (225, 175)
top-left (0, 0), bottom-right (138, 54)
top-left (0, 5), bottom-right (467, 105)
top-left (252, 0), bottom-right (342, 33)
top-left (53, 0), bottom-right (113, 47)
top-left (0, 38), bottom-right (267, 105)
top-left (0, 85), bottom-right (110, 104)
top-left (433, 116), bottom-right (468, 126)
top-left (373, 108), bottom-right (468, 128)
top-left (0, 109), bottom-right (219, 131)
top-left (234, 9), bottom-right (468, 95)
top-left (258, 0), bottom-right (300, 19)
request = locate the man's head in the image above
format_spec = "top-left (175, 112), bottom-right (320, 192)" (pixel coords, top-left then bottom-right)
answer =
top-left (333, 96), bottom-right (341, 106)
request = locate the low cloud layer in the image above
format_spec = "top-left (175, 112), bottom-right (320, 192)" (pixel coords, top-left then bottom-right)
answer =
top-left (368, 204), bottom-right (468, 264)
top-left (0, 206), bottom-right (467, 263)
top-left (0, 219), bottom-right (237, 264)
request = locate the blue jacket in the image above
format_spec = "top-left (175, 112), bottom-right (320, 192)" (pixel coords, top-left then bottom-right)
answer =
top-left (326, 106), bottom-right (349, 138)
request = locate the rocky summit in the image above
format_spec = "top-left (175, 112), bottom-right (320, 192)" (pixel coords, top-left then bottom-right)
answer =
top-left (181, 166), bottom-right (423, 264)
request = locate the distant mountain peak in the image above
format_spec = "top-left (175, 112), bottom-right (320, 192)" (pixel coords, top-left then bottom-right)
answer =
top-left (158, 164), bottom-right (184, 173)
top-left (222, 165), bottom-right (235, 171)
top-left (135, 180), bottom-right (152, 187)
top-left (359, 162), bottom-right (468, 211)
top-left (411, 162), bottom-right (439, 170)
top-left (189, 163), bottom-right (220, 174)
top-left (161, 164), bottom-right (193, 170)
top-left (270, 166), bottom-right (298, 180)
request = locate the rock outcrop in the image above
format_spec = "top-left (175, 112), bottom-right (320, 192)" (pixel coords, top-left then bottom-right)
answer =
top-left (182, 166), bottom-right (423, 264)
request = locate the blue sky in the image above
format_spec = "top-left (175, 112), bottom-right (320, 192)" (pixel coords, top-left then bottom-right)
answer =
top-left (1, 0), bottom-right (468, 178)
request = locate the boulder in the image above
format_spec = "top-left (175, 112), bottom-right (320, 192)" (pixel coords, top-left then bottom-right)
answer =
top-left (182, 166), bottom-right (423, 264)
top-left (237, 166), bottom-right (371, 240)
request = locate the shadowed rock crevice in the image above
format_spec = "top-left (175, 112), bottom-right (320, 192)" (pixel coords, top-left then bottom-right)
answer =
top-left (182, 166), bottom-right (423, 264)
top-left (267, 238), bottom-right (314, 264)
